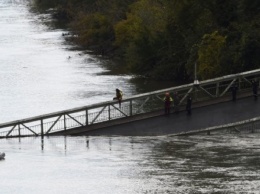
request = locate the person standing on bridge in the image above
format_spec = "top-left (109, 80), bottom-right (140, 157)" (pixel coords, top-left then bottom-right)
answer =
top-left (186, 94), bottom-right (192, 115)
top-left (251, 79), bottom-right (258, 100)
top-left (113, 88), bottom-right (123, 108)
top-left (164, 92), bottom-right (173, 115)
top-left (230, 83), bottom-right (238, 101)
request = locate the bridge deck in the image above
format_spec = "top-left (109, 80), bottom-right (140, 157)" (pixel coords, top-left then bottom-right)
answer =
top-left (1, 69), bottom-right (260, 138)
top-left (50, 92), bottom-right (259, 136)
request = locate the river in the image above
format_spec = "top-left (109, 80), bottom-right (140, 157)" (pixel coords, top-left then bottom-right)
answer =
top-left (1, 135), bottom-right (260, 194)
top-left (0, 0), bottom-right (131, 122)
top-left (0, 0), bottom-right (174, 124)
top-left (1, 1), bottom-right (260, 194)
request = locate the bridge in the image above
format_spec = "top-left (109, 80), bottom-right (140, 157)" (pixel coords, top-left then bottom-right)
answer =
top-left (0, 69), bottom-right (260, 138)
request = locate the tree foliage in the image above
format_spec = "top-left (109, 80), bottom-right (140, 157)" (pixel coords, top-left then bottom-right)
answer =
top-left (197, 31), bottom-right (226, 79)
top-left (33, 0), bottom-right (260, 81)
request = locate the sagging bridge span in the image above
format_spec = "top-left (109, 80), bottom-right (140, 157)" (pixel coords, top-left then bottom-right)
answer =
top-left (1, 69), bottom-right (260, 138)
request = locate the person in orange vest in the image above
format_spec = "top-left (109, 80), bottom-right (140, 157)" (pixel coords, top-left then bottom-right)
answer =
top-left (113, 88), bottom-right (123, 108)
top-left (164, 92), bottom-right (173, 115)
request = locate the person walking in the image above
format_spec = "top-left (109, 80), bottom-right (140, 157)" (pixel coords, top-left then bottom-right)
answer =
top-left (113, 88), bottom-right (123, 108)
top-left (251, 79), bottom-right (258, 100)
top-left (164, 92), bottom-right (173, 115)
top-left (186, 94), bottom-right (192, 115)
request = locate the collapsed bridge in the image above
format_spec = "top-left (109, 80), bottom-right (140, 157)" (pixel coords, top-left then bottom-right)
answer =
top-left (1, 69), bottom-right (260, 138)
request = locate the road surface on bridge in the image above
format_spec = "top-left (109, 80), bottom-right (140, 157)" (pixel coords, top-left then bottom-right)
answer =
top-left (75, 95), bottom-right (259, 136)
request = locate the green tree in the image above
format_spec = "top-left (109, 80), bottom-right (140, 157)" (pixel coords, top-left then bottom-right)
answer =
top-left (197, 31), bottom-right (226, 79)
top-left (114, 0), bottom-right (168, 75)
top-left (71, 12), bottom-right (114, 54)
top-left (32, 0), bottom-right (260, 81)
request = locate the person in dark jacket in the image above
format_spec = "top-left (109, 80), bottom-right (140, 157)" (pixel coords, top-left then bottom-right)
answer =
top-left (251, 79), bottom-right (258, 100)
top-left (186, 94), bottom-right (192, 115)
top-left (230, 83), bottom-right (238, 101)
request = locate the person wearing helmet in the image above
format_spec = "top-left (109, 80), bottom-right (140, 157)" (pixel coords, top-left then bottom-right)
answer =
top-left (163, 92), bottom-right (173, 115)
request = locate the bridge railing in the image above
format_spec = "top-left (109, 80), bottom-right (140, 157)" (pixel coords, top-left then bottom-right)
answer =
top-left (0, 69), bottom-right (260, 138)
top-left (175, 116), bottom-right (260, 136)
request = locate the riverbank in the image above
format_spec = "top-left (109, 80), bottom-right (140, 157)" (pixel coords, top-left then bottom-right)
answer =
top-left (31, 0), bottom-right (260, 82)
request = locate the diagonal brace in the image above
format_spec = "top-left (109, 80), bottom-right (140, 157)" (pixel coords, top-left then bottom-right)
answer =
top-left (220, 78), bottom-right (237, 97)
top-left (111, 105), bottom-right (128, 117)
top-left (46, 115), bottom-right (62, 134)
top-left (66, 113), bottom-right (84, 127)
top-left (198, 86), bottom-right (215, 98)
top-left (136, 97), bottom-right (150, 114)
top-left (242, 77), bottom-right (252, 84)
top-left (21, 123), bottom-right (38, 136)
top-left (90, 106), bottom-right (107, 125)
top-left (6, 124), bottom-right (17, 137)
top-left (179, 88), bottom-right (194, 105)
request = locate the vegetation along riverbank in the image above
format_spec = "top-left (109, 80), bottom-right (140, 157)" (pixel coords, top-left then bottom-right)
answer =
top-left (32, 0), bottom-right (260, 81)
